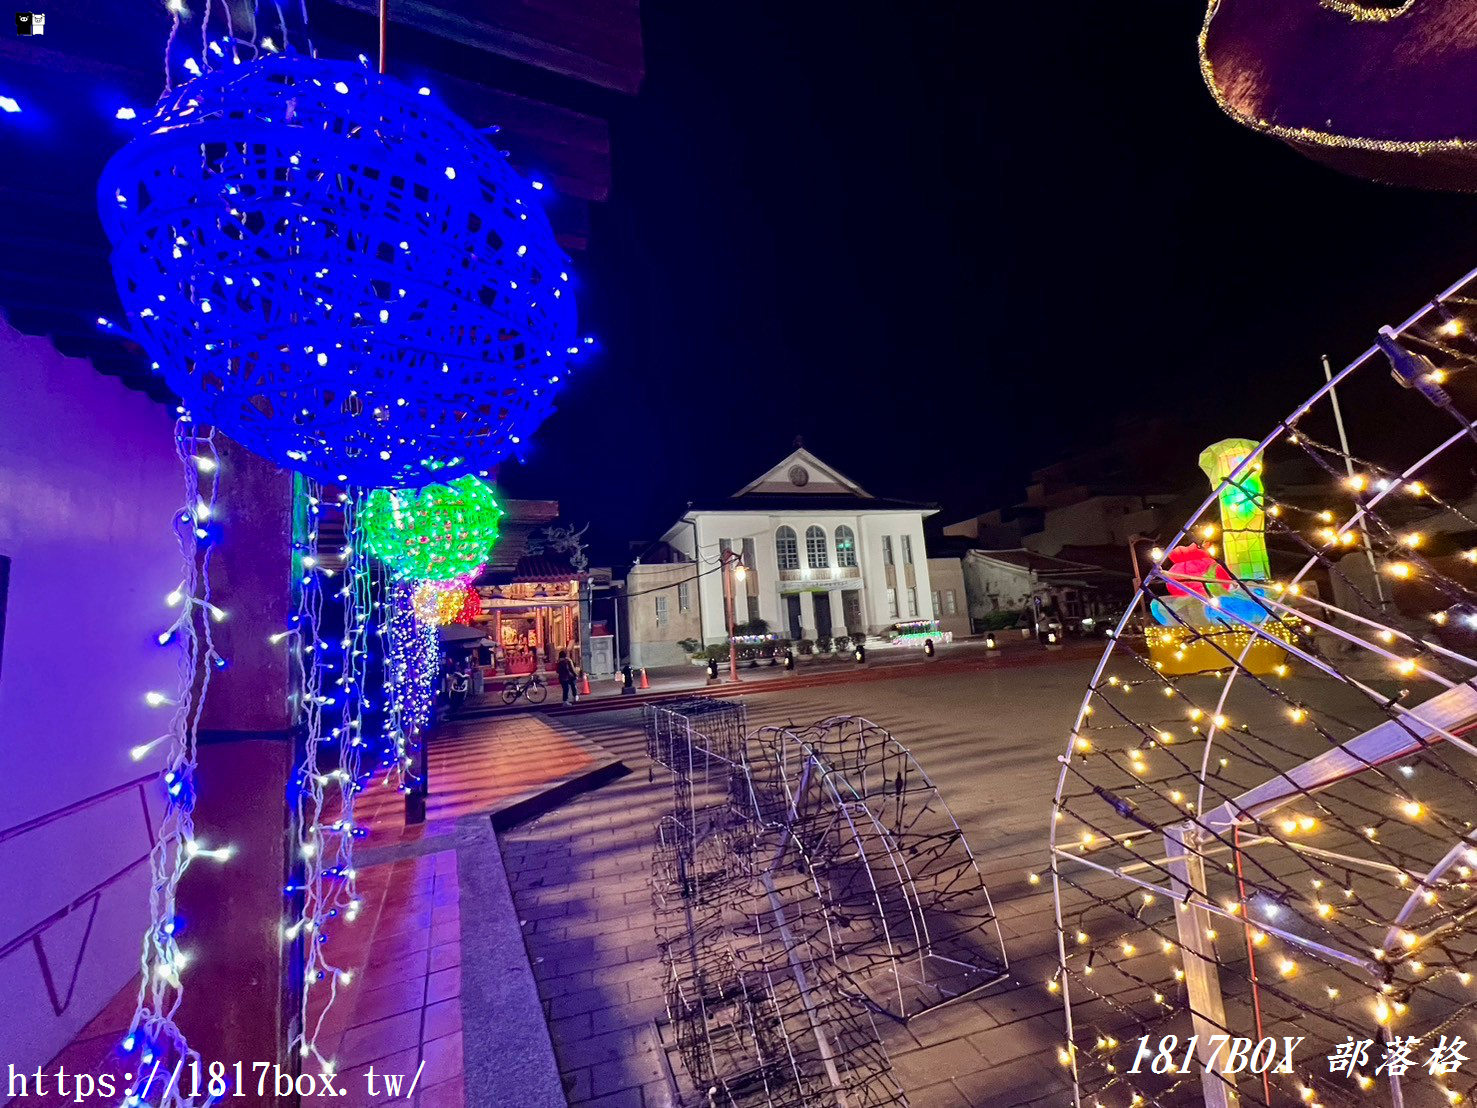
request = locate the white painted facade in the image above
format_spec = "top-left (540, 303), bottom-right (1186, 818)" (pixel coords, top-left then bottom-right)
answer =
top-left (649, 450), bottom-right (938, 645)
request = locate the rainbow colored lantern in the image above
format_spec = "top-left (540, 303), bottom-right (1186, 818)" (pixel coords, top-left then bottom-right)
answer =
top-left (361, 477), bottom-right (503, 582)
top-left (407, 579), bottom-right (482, 627)
top-left (1199, 438), bottom-right (1271, 583)
top-left (1148, 438), bottom-right (1290, 675)
top-left (450, 585), bottom-right (481, 625)
top-left (410, 581), bottom-right (453, 627)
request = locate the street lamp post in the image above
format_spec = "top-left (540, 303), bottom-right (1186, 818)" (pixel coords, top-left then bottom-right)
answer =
top-left (721, 549), bottom-right (743, 683)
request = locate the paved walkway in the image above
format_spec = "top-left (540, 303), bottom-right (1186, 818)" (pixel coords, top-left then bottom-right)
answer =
top-left (27, 714), bottom-right (603, 1108)
top-left (500, 733), bottom-right (675, 1107)
top-left (29, 658), bottom-right (1092, 1108)
top-left (304, 850), bottom-right (466, 1108)
top-left (305, 714), bottom-right (614, 1106)
top-left (501, 660), bottom-right (1099, 1108)
top-left (353, 714), bottom-right (601, 843)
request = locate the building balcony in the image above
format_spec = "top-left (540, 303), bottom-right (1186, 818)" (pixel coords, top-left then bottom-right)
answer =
top-left (778, 565), bottom-right (861, 585)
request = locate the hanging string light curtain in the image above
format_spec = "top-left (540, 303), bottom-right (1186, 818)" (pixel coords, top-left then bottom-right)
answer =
top-left (123, 423), bottom-right (226, 1086)
top-left (385, 580), bottom-right (439, 785)
top-left (97, 36), bottom-right (577, 1100)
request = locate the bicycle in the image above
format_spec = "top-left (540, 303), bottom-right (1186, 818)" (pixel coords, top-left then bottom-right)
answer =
top-left (500, 673), bottom-right (548, 706)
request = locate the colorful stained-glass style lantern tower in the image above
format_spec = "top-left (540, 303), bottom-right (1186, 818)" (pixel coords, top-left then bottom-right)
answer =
top-left (1147, 437), bottom-right (1292, 675)
top-left (1199, 437), bottom-right (1271, 583)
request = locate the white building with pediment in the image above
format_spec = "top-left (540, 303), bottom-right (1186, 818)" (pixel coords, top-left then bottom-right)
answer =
top-left (625, 449), bottom-right (939, 666)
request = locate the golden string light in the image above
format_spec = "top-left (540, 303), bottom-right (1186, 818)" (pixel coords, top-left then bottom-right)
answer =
top-left (1049, 311), bottom-right (1477, 1107)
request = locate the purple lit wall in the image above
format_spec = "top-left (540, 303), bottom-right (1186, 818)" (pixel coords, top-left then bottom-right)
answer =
top-left (0, 317), bottom-right (180, 1071)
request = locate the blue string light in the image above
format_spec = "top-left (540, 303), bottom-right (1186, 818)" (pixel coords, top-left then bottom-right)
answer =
top-left (98, 53), bottom-right (580, 488)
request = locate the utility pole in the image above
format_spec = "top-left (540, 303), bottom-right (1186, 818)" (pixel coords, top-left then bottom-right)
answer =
top-left (611, 583), bottom-right (622, 673)
top-left (1127, 532), bottom-right (1159, 625)
top-left (1324, 354), bottom-right (1388, 612)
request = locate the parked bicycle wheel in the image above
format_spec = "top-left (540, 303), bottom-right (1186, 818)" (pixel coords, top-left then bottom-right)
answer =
top-left (524, 680), bottom-right (547, 704)
top-left (500, 683), bottom-right (519, 705)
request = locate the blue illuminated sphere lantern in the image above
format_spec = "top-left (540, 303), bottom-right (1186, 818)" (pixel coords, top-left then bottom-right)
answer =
top-left (98, 54), bottom-right (578, 488)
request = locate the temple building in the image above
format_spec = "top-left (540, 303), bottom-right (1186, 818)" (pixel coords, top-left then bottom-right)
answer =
top-left (626, 448), bottom-right (938, 668)
top-left (472, 557), bottom-right (616, 678)
top-left (447, 500), bottom-right (618, 677)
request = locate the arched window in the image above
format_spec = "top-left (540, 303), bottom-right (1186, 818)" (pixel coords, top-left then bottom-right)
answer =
top-left (834, 525), bottom-right (857, 568)
top-left (775, 526), bottom-right (799, 570)
top-left (805, 525), bottom-right (829, 569)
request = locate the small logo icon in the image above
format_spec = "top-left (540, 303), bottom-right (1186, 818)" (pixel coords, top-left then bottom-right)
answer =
top-left (15, 10), bottom-right (43, 33)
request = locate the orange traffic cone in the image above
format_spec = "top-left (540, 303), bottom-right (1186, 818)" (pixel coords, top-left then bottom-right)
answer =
top-left (580, 672), bottom-right (591, 696)
top-left (639, 667), bottom-right (650, 690)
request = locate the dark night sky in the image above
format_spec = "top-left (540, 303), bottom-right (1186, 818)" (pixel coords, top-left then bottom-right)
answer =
top-left (496, 0), bottom-right (1477, 563)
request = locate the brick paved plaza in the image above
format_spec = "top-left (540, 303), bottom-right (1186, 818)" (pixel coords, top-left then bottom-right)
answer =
top-left (499, 658), bottom-right (1099, 1108)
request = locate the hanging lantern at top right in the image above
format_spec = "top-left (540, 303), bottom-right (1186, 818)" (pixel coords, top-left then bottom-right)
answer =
top-left (1200, 0), bottom-right (1477, 191)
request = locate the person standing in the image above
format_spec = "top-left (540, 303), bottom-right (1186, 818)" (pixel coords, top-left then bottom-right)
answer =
top-left (556, 650), bottom-right (578, 706)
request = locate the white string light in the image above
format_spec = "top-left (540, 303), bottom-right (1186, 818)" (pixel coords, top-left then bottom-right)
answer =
top-left (286, 488), bottom-right (371, 1071)
top-left (123, 421), bottom-right (223, 1105)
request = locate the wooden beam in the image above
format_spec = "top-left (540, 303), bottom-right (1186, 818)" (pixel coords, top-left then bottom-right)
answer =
top-left (1197, 683), bottom-right (1477, 840)
top-left (1164, 826), bottom-right (1234, 1108)
top-left (328, 0), bottom-right (644, 94)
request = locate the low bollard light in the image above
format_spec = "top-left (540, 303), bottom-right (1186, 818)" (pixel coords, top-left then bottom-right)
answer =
top-left (854, 644), bottom-right (866, 663)
top-left (784, 651), bottom-right (796, 671)
top-left (923, 638), bottom-right (935, 657)
top-left (985, 632), bottom-right (997, 650)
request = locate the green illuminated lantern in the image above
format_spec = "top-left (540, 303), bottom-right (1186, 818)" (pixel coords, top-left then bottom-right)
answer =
top-left (1198, 437), bottom-right (1270, 583)
top-left (361, 476), bottom-right (503, 582)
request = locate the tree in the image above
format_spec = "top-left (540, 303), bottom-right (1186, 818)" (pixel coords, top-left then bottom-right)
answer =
top-left (528, 522), bottom-right (590, 572)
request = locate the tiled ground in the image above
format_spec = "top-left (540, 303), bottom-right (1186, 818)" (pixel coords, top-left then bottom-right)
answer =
top-left (28, 666), bottom-right (1091, 1108)
top-left (352, 715), bottom-right (597, 843)
top-left (304, 850), bottom-right (465, 1108)
top-left (307, 714), bottom-right (610, 1106)
top-left (501, 667), bottom-right (1092, 1108)
top-left (500, 744), bottom-right (674, 1108)
top-left (28, 714), bottom-right (599, 1108)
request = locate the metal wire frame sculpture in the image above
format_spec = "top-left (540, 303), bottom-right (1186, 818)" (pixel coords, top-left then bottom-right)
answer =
top-left (647, 700), bottom-right (906, 1108)
top-left (658, 921), bottom-right (905, 1108)
top-left (647, 696), bottom-right (751, 773)
top-left (738, 718), bottom-right (1009, 1021)
top-left (647, 699), bottom-right (747, 918)
top-left (646, 702), bottom-right (1010, 1105)
top-left (1050, 263), bottom-right (1477, 1108)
